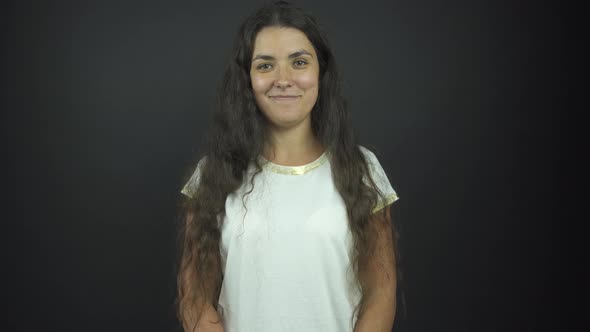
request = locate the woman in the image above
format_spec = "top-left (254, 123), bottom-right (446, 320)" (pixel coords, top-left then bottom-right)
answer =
top-left (177, 1), bottom-right (400, 331)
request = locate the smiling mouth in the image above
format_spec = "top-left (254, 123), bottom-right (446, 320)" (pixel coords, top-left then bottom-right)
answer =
top-left (269, 96), bottom-right (301, 101)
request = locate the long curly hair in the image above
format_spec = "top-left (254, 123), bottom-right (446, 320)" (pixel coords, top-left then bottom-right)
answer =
top-left (176, 1), bottom-right (401, 331)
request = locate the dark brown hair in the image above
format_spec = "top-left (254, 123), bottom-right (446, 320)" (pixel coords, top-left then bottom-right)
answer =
top-left (176, 1), bottom-right (400, 331)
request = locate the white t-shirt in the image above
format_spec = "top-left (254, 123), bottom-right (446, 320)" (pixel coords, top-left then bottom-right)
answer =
top-left (181, 145), bottom-right (399, 332)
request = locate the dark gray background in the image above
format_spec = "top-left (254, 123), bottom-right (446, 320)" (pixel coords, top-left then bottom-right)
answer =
top-left (3, 0), bottom-right (568, 331)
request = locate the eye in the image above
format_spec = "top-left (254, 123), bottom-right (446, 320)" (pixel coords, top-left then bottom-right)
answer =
top-left (256, 63), bottom-right (272, 70)
top-left (294, 59), bottom-right (308, 67)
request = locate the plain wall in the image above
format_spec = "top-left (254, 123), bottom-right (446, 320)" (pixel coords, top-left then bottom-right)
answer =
top-left (3, 0), bottom-right (567, 331)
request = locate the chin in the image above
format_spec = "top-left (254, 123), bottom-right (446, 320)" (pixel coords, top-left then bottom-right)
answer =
top-left (273, 114), bottom-right (312, 128)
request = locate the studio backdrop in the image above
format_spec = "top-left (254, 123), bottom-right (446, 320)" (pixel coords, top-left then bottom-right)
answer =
top-left (4, 0), bottom-right (566, 331)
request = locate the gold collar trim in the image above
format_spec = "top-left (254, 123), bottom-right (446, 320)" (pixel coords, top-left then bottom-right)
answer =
top-left (259, 151), bottom-right (329, 175)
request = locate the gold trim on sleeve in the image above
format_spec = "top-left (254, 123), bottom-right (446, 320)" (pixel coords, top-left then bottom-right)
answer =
top-left (371, 192), bottom-right (399, 214)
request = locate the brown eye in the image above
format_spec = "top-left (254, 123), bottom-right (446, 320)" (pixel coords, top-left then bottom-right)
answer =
top-left (257, 63), bottom-right (272, 70)
top-left (294, 59), bottom-right (308, 67)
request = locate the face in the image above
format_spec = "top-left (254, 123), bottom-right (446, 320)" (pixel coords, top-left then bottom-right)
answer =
top-left (250, 26), bottom-right (320, 130)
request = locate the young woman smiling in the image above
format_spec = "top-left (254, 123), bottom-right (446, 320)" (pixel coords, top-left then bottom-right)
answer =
top-left (177, 2), bottom-right (400, 331)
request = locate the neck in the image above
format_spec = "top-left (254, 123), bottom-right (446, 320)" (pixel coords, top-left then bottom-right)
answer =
top-left (263, 119), bottom-right (324, 166)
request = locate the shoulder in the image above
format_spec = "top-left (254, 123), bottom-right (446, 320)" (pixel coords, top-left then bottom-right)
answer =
top-left (191, 156), bottom-right (208, 178)
top-left (181, 156), bottom-right (208, 198)
top-left (358, 145), bottom-right (372, 155)
top-left (357, 145), bottom-right (399, 210)
top-left (357, 145), bottom-right (379, 164)
top-left (357, 144), bottom-right (393, 188)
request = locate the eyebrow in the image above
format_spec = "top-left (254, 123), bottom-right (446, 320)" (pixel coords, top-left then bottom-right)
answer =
top-left (252, 50), bottom-right (313, 62)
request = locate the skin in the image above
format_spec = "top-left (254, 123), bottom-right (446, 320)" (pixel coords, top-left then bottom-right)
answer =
top-left (250, 26), bottom-right (324, 166)
top-left (354, 206), bottom-right (397, 332)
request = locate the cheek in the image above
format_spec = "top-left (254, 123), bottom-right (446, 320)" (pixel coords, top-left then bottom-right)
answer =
top-left (250, 75), bottom-right (270, 95)
top-left (295, 72), bottom-right (319, 90)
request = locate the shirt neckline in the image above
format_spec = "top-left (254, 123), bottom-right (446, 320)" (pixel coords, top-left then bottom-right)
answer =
top-left (259, 150), bottom-right (329, 175)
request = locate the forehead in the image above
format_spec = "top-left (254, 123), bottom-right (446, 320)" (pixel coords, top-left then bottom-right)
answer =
top-left (252, 26), bottom-right (316, 55)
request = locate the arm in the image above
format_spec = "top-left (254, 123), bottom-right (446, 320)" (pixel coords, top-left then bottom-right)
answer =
top-left (182, 303), bottom-right (224, 332)
top-left (354, 205), bottom-right (397, 332)
top-left (180, 211), bottom-right (225, 332)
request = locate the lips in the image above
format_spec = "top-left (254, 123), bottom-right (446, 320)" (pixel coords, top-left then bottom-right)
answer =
top-left (270, 95), bottom-right (300, 98)
top-left (269, 95), bottom-right (301, 103)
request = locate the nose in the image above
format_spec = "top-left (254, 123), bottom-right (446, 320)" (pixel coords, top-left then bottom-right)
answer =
top-left (274, 64), bottom-right (292, 88)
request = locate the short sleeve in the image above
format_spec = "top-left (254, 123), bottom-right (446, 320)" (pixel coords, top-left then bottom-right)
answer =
top-left (359, 146), bottom-right (400, 213)
top-left (180, 157), bottom-right (206, 198)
